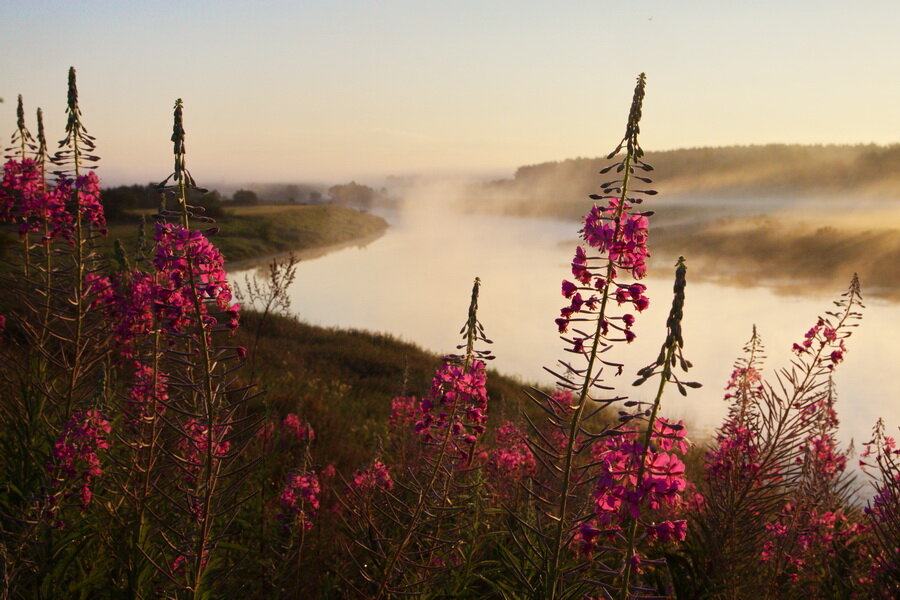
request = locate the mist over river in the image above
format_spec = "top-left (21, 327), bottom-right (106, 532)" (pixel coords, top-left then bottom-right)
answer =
top-left (231, 205), bottom-right (899, 454)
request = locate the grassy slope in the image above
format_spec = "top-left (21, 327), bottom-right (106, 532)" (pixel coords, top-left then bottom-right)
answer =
top-left (105, 203), bottom-right (388, 264)
top-left (234, 310), bottom-right (538, 471)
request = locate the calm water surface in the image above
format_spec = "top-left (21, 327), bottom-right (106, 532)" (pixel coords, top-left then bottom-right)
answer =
top-left (231, 207), bottom-right (899, 450)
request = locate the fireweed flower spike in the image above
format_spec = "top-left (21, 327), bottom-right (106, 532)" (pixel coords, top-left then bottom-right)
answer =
top-left (616, 257), bottom-right (698, 599)
top-left (146, 98), bottom-right (252, 598)
top-left (861, 419), bottom-right (900, 591)
top-left (692, 275), bottom-right (864, 599)
top-left (345, 277), bottom-right (493, 600)
top-left (522, 73), bottom-right (659, 600)
top-left (47, 68), bottom-right (108, 416)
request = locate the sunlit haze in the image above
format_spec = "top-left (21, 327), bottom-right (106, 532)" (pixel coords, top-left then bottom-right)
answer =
top-left (2, 0), bottom-right (898, 185)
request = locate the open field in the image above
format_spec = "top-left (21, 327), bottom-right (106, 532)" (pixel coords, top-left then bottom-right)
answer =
top-left (105, 203), bottom-right (388, 264)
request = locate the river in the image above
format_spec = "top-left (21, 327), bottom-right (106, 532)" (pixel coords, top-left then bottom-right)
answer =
top-left (230, 206), bottom-right (899, 453)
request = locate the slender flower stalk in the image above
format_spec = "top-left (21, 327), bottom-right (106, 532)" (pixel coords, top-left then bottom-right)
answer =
top-left (51, 67), bottom-right (104, 415)
top-left (693, 276), bottom-right (864, 598)
top-left (145, 98), bottom-right (249, 598)
top-left (617, 257), bottom-right (697, 599)
top-left (342, 277), bottom-right (492, 600)
top-left (532, 72), bottom-right (656, 600)
top-left (9, 95), bottom-right (35, 276)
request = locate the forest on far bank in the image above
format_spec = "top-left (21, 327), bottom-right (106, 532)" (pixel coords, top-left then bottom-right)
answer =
top-left (460, 143), bottom-right (900, 218)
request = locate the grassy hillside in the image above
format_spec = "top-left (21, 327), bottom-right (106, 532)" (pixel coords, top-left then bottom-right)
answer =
top-left (466, 144), bottom-right (900, 219)
top-left (234, 310), bottom-right (540, 471)
top-left (104, 203), bottom-right (388, 264)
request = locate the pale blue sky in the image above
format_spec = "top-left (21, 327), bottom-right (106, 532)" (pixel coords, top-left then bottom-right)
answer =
top-left (1, 0), bottom-right (898, 184)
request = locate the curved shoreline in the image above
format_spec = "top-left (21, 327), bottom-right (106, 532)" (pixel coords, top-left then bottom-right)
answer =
top-left (225, 226), bottom-right (387, 272)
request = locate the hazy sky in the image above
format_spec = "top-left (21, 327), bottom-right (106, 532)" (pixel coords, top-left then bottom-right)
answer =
top-left (1, 0), bottom-right (898, 185)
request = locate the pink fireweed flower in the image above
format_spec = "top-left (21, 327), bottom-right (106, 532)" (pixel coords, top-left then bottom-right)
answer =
top-left (55, 171), bottom-right (106, 233)
top-left (1, 159), bottom-right (72, 240)
top-left (791, 317), bottom-right (847, 369)
top-left (761, 504), bottom-right (864, 583)
top-left (415, 359), bottom-right (489, 463)
top-left (128, 361), bottom-right (169, 421)
top-left (388, 395), bottom-right (420, 431)
top-left (153, 222), bottom-right (240, 333)
top-left (49, 409), bottom-right (112, 509)
top-left (278, 470), bottom-right (320, 530)
top-left (590, 419), bottom-right (689, 543)
top-left (486, 421), bottom-right (537, 480)
top-left (282, 413), bottom-right (315, 444)
top-left (558, 199), bottom-right (650, 345)
top-left (350, 459), bottom-right (394, 493)
top-left (179, 418), bottom-right (231, 486)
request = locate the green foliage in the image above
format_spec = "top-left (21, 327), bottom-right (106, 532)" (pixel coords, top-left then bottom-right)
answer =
top-left (231, 189), bottom-right (259, 205)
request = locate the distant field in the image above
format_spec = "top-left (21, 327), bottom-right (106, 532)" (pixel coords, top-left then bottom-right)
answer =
top-left (106, 203), bottom-right (388, 263)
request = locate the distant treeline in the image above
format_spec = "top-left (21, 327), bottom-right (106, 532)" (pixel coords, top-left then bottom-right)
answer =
top-left (101, 184), bottom-right (237, 220)
top-left (102, 180), bottom-right (389, 221)
top-left (466, 144), bottom-right (900, 217)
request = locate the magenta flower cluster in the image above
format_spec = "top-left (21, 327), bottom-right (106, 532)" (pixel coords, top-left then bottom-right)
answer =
top-left (153, 223), bottom-right (240, 332)
top-left (706, 365), bottom-right (767, 484)
top-left (556, 198), bottom-right (650, 347)
top-left (578, 418), bottom-right (689, 557)
top-left (49, 409), bottom-right (112, 510)
top-left (415, 359), bottom-right (489, 462)
top-left (582, 199), bottom-right (649, 279)
top-left (350, 459), bottom-right (394, 493)
top-left (55, 172), bottom-right (106, 233)
top-left (279, 470), bottom-right (321, 531)
top-left (282, 413), bottom-right (315, 444)
top-left (180, 419), bottom-right (232, 485)
top-left (388, 396), bottom-right (420, 431)
top-left (791, 318), bottom-right (847, 369)
top-left (761, 504), bottom-right (864, 581)
top-left (0, 158), bottom-right (71, 241)
top-left (128, 362), bottom-right (169, 421)
top-left (483, 421), bottom-right (536, 480)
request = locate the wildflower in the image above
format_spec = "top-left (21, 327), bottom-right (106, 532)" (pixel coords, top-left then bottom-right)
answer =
top-left (388, 396), bottom-right (420, 431)
top-left (278, 470), bottom-right (320, 530)
top-left (591, 420), bottom-right (689, 541)
top-left (153, 222), bottom-right (240, 333)
top-left (485, 421), bottom-right (536, 481)
top-left (180, 418), bottom-right (231, 486)
top-left (128, 361), bottom-right (169, 421)
top-left (350, 460), bottom-right (394, 492)
top-left (282, 413), bottom-right (314, 443)
top-left (55, 171), bottom-right (106, 233)
top-left (415, 359), bottom-right (489, 463)
top-left (49, 409), bottom-right (112, 509)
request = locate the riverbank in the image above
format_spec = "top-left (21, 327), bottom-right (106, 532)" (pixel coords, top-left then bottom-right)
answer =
top-left (105, 203), bottom-right (389, 264)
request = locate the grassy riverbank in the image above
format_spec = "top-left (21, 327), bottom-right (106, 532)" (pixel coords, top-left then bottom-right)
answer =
top-left (234, 310), bottom-right (539, 471)
top-left (105, 203), bottom-right (388, 263)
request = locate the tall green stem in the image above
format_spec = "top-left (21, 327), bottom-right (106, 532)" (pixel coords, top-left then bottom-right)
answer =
top-left (547, 149), bottom-right (634, 600)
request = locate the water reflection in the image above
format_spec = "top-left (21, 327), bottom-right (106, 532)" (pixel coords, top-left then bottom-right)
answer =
top-left (231, 208), bottom-right (899, 451)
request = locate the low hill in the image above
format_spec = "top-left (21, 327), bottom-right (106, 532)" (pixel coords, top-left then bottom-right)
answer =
top-left (464, 144), bottom-right (900, 219)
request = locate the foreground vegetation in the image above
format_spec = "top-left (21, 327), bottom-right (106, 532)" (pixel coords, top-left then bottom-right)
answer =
top-left (0, 69), bottom-right (897, 600)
